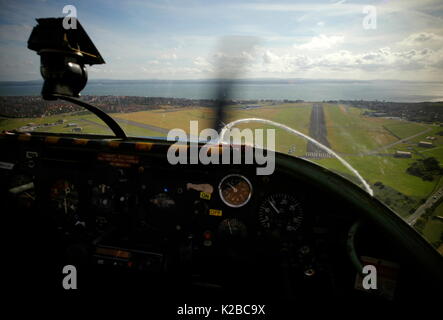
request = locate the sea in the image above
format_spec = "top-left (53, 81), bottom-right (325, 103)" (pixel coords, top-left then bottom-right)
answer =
top-left (1, 79), bottom-right (442, 102)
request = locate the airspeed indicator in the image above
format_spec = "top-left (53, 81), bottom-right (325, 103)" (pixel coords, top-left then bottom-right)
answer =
top-left (258, 193), bottom-right (303, 232)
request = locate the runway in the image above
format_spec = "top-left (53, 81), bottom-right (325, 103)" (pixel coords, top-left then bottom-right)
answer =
top-left (305, 104), bottom-right (332, 159)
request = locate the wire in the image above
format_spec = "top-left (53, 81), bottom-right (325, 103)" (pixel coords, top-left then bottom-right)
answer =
top-left (347, 221), bottom-right (364, 274)
top-left (218, 117), bottom-right (374, 196)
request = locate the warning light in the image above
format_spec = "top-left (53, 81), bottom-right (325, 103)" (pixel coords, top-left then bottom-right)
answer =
top-left (203, 231), bottom-right (212, 240)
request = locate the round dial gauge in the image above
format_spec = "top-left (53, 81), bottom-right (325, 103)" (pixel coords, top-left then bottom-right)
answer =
top-left (91, 183), bottom-right (114, 212)
top-left (49, 179), bottom-right (79, 216)
top-left (218, 218), bottom-right (247, 238)
top-left (218, 174), bottom-right (252, 208)
top-left (258, 193), bottom-right (303, 232)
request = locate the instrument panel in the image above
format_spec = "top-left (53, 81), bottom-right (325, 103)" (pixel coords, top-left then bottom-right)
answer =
top-left (3, 140), bottom-right (338, 293)
top-left (2, 135), bottom-right (442, 303)
top-left (39, 164), bottom-right (307, 245)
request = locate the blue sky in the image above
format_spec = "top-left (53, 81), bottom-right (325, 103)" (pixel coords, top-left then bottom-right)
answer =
top-left (0, 0), bottom-right (442, 81)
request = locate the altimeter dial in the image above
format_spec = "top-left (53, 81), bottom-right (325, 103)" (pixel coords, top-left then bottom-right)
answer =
top-left (218, 174), bottom-right (252, 208)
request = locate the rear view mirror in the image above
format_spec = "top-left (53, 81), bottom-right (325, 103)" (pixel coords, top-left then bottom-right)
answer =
top-left (27, 18), bottom-right (105, 100)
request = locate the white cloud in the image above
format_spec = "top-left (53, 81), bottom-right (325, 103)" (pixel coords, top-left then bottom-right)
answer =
top-left (159, 52), bottom-right (177, 60)
top-left (399, 32), bottom-right (443, 48)
top-left (2, 0), bottom-right (443, 81)
top-left (193, 56), bottom-right (213, 73)
top-left (193, 56), bottom-right (210, 67)
top-left (332, 0), bottom-right (347, 6)
top-left (256, 45), bottom-right (443, 77)
top-left (294, 34), bottom-right (344, 50)
top-left (262, 50), bottom-right (297, 73)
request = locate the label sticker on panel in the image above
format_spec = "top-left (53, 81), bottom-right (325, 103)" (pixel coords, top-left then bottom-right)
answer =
top-left (209, 209), bottom-right (222, 216)
top-left (0, 161), bottom-right (14, 170)
top-left (200, 191), bottom-right (211, 200)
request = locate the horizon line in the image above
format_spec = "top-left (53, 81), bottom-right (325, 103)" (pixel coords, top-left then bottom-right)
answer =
top-left (1, 78), bottom-right (443, 84)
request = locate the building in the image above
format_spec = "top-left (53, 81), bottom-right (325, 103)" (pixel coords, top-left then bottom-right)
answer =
top-left (65, 123), bottom-right (77, 127)
top-left (426, 136), bottom-right (436, 141)
top-left (243, 105), bottom-right (261, 110)
top-left (418, 141), bottom-right (433, 148)
top-left (394, 151), bottom-right (412, 158)
top-left (72, 127), bottom-right (82, 132)
top-left (364, 112), bottom-right (387, 117)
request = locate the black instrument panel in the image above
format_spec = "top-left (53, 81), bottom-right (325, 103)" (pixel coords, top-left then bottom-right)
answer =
top-left (34, 156), bottom-right (314, 247)
top-left (3, 134), bottom-right (410, 298)
top-left (25, 153), bottom-right (341, 296)
top-left (4, 139), bottom-right (346, 288)
top-left (7, 134), bottom-right (438, 303)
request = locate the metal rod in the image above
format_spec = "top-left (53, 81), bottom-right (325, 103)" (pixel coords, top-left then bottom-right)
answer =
top-left (52, 94), bottom-right (127, 139)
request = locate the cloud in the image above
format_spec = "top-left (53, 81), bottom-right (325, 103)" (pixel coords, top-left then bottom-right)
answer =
top-left (294, 34), bottom-right (344, 50)
top-left (233, 2), bottom-right (360, 14)
top-left (257, 45), bottom-right (443, 76)
top-left (193, 56), bottom-right (213, 73)
top-left (159, 52), bottom-right (178, 60)
top-left (399, 32), bottom-right (443, 48)
top-left (1, 0), bottom-right (443, 81)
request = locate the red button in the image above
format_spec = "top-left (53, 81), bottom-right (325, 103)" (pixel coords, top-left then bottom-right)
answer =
top-left (203, 231), bottom-right (212, 240)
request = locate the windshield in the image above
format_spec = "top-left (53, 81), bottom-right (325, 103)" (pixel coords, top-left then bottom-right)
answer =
top-left (0, 0), bottom-right (442, 252)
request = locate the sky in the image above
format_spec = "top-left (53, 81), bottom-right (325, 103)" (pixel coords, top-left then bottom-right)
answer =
top-left (0, 0), bottom-right (442, 81)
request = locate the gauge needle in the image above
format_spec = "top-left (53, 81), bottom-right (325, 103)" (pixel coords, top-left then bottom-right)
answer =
top-left (227, 183), bottom-right (237, 192)
top-left (269, 200), bottom-right (280, 214)
top-left (227, 220), bottom-right (233, 234)
top-left (24, 192), bottom-right (35, 200)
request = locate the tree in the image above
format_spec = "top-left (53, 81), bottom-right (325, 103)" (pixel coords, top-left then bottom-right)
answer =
top-left (406, 157), bottom-right (443, 181)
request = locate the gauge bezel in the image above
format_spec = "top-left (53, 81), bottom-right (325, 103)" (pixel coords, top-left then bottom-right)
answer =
top-left (257, 193), bottom-right (304, 232)
top-left (218, 173), bottom-right (253, 208)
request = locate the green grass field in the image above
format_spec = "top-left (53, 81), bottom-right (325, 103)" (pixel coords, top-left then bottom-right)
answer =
top-left (313, 104), bottom-right (440, 218)
top-left (383, 122), bottom-right (427, 139)
top-left (422, 200), bottom-right (443, 246)
top-left (314, 155), bottom-right (435, 198)
top-left (231, 103), bottom-right (312, 156)
top-left (323, 104), bottom-right (403, 154)
top-left (0, 112), bottom-right (164, 137)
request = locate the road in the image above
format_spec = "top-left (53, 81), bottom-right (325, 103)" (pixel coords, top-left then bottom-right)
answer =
top-left (366, 127), bottom-right (432, 155)
top-left (407, 187), bottom-right (443, 226)
top-left (305, 103), bottom-right (332, 159)
top-left (79, 118), bottom-right (109, 129)
top-left (79, 117), bottom-right (169, 135)
top-left (114, 118), bottom-right (170, 134)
